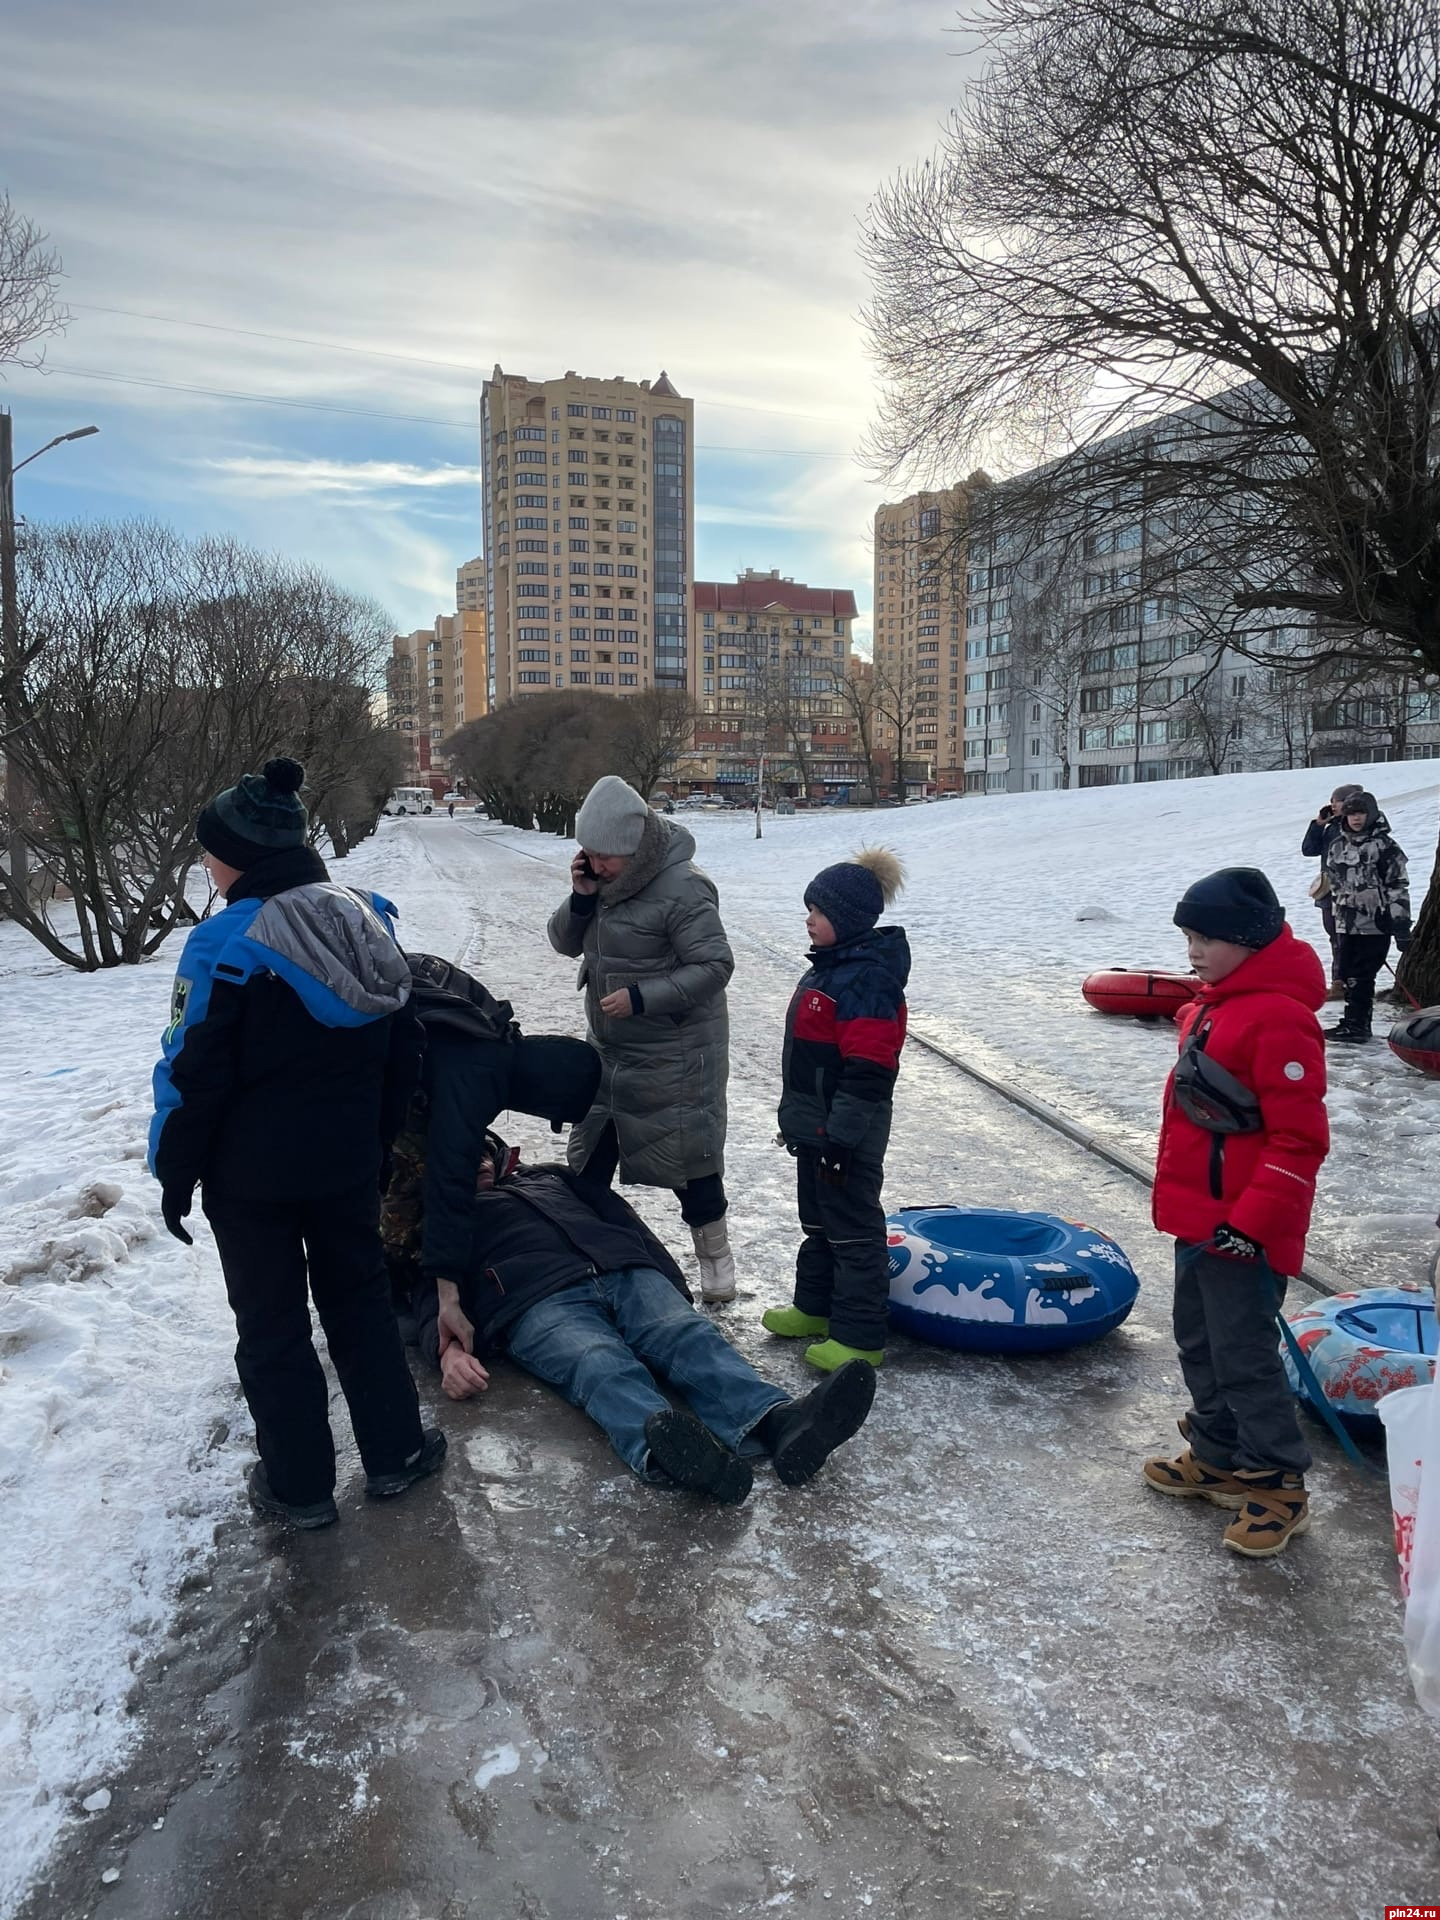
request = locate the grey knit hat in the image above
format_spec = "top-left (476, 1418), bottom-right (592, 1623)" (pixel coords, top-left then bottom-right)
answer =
top-left (575, 775), bottom-right (649, 856)
top-left (197, 757), bottom-right (308, 869)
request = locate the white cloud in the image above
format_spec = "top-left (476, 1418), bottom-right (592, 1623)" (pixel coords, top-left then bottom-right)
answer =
top-left (200, 455), bottom-right (479, 497)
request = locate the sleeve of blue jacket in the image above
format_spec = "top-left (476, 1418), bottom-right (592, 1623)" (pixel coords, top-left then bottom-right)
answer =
top-left (148, 913), bottom-right (245, 1196)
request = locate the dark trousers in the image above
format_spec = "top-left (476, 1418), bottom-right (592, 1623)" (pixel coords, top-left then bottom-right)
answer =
top-left (580, 1119), bottom-right (727, 1228)
top-left (1335, 930), bottom-right (1390, 1031)
top-left (791, 1149), bottom-right (889, 1352)
top-left (205, 1181), bottom-right (424, 1505)
top-left (1173, 1242), bottom-right (1310, 1475)
top-left (1320, 896), bottom-right (1338, 977)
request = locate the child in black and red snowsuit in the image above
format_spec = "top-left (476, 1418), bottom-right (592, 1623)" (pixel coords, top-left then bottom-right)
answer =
top-left (763, 848), bottom-right (909, 1375)
top-left (1145, 867), bottom-right (1330, 1559)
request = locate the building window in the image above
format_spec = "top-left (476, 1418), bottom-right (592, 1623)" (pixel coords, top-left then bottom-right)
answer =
top-left (517, 670), bottom-right (551, 684)
top-left (517, 648), bottom-right (550, 663)
top-left (595, 672), bottom-right (614, 685)
top-left (569, 517), bottom-right (589, 531)
top-left (619, 672), bottom-right (638, 686)
top-left (571, 671), bottom-right (590, 683)
top-left (568, 404), bottom-right (587, 417)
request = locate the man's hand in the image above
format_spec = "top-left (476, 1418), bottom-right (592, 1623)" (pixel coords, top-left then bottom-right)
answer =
top-left (436, 1279), bottom-right (475, 1356)
top-left (162, 1188), bottom-right (194, 1246)
top-left (570, 852), bottom-right (599, 897)
top-left (817, 1142), bottom-right (852, 1188)
top-left (441, 1346), bottom-right (491, 1401)
top-left (599, 988), bottom-right (634, 1019)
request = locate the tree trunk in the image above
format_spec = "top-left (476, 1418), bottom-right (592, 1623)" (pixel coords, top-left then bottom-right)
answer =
top-left (1395, 806), bottom-right (1440, 1006)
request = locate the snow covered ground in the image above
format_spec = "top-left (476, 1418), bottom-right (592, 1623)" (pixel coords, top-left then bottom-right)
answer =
top-left (1, 761), bottom-right (1437, 1915)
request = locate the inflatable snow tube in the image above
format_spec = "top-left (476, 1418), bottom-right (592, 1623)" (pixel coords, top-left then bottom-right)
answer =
top-left (1282, 1285), bottom-right (1437, 1425)
top-left (1082, 969), bottom-right (1198, 1020)
top-left (886, 1206), bottom-right (1140, 1353)
top-left (1388, 1005), bottom-right (1440, 1077)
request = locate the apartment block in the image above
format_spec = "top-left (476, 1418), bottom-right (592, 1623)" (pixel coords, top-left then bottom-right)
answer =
top-left (479, 366), bottom-right (694, 705)
top-left (386, 613), bottom-right (482, 781)
top-left (871, 482), bottom-right (978, 793)
top-left (689, 570), bottom-right (858, 795)
top-left (456, 554), bottom-right (485, 613)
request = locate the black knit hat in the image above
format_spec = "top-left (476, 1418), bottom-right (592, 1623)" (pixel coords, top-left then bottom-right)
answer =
top-left (197, 757), bottom-right (307, 869)
top-left (1173, 867), bottom-right (1285, 950)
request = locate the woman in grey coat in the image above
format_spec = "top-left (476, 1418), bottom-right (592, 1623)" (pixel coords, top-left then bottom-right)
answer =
top-left (548, 776), bottom-right (736, 1301)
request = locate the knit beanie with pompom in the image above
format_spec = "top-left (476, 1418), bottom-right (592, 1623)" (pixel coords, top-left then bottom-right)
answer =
top-left (197, 757), bottom-right (308, 870)
top-left (804, 846), bottom-right (906, 943)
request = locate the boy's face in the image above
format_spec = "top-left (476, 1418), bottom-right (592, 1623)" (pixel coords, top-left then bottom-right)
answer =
top-left (202, 849), bottom-right (244, 897)
top-left (476, 1151), bottom-right (498, 1192)
top-left (1344, 806), bottom-right (1369, 832)
top-left (806, 905), bottom-right (837, 948)
top-left (1182, 928), bottom-right (1254, 984)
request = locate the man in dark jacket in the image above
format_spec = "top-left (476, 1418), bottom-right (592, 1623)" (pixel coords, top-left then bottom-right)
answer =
top-left (149, 757), bottom-right (442, 1531)
top-left (422, 1135), bottom-right (876, 1505)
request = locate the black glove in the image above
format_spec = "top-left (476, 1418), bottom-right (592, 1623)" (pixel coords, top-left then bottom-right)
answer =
top-left (817, 1142), bottom-right (852, 1187)
top-left (162, 1188), bottom-right (194, 1247)
top-left (1212, 1223), bottom-right (1262, 1262)
top-left (1395, 929), bottom-right (1412, 952)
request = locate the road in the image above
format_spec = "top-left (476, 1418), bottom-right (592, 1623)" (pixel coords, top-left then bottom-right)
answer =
top-left (21, 817), bottom-right (1439, 1920)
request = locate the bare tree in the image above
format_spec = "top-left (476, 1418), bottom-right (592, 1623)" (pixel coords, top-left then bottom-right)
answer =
top-left (1011, 553), bottom-right (1090, 790)
top-left (833, 662), bottom-right (885, 803)
top-left (446, 693), bottom-right (628, 836)
top-left (863, 0), bottom-right (1440, 989)
top-left (0, 522), bottom-right (399, 968)
top-left (0, 195), bottom-right (67, 371)
top-left (872, 653), bottom-right (931, 799)
top-left (610, 687), bottom-right (696, 800)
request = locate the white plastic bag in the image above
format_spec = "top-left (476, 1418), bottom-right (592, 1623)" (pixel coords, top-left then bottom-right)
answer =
top-left (1380, 1373), bottom-right (1440, 1719)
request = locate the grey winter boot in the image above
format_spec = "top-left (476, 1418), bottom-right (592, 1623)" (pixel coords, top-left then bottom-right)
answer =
top-left (691, 1218), bottom-right (737, 1303)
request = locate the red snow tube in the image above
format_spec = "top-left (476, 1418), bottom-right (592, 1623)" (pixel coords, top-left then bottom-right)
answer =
top-left (1082, 969), bottom-right (1199, 1020)
top-left (1388, 1006), bottom-right (1440, 1077)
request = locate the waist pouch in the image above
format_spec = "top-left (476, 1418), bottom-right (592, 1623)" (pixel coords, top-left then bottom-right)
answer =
top-left (1172, 1019), bottom-right (1262, 1135)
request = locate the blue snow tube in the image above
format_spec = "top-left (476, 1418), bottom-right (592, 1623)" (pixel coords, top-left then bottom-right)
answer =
top-left (886, 1206), bottom-right (1140, 1353)
top-left (1281, 1285), bottom-right (1437, 1425)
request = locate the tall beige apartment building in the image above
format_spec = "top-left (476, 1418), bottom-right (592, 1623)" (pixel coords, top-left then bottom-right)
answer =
top-left (479, 366), bottom-right (695, 706)
top-left (387, 611), bottom-right (488, 781)
top-left (456, 555), bottom-right (485, 612)
top-left (871, 482), bottom-right (977, 792)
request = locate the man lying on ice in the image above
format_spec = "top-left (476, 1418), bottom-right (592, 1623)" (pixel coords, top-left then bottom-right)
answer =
top-left (394, 1129), bottom-right (877, 1505)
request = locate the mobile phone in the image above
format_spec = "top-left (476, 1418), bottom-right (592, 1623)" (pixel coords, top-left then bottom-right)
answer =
top-left (577, 853), bottom-right (596, 879)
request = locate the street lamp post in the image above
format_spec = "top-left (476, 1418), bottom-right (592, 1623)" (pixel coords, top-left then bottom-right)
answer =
top-left (0, 416), bottom-right (99, 904)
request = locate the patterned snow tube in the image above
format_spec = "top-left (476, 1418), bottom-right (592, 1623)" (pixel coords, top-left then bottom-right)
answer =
top-left (886, 1206), bottom-right (1140, 1353)
top-left (1282, 1285), bottom-right (1437, 1425)
top-left (1388, 1006), bottom-right (1440, 1077)
top-left (1082, 969), bottom-right (1199, 1020)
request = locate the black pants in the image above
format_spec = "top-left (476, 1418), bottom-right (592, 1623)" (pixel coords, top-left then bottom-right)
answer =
top-left (1173, 1242), bottom-right (1310, 1475)
top-left (1335, 930), bottom-right (1390, 1031)
top-left (791, 1149), bottom-right (889, 1352)
top-left (205, 1181), bottom-right (424, 1505)
top-left (580, 1119), bottom-right (726, 1228)
top-left (1320, 896), bottom-right (1338, 977)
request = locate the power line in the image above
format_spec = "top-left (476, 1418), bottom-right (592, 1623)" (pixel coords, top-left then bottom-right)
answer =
top-left (65, 301), bottom-right (838, 423)
top-left (26, 361), bottom-right (854, 457)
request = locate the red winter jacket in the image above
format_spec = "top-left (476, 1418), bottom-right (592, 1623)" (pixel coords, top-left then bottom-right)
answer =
top-left (1152, 924), bottom-right (1329, 1276)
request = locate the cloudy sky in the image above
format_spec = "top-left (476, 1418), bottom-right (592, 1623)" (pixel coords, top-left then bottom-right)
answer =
top-left (4, 0), bottom-right (976, 646)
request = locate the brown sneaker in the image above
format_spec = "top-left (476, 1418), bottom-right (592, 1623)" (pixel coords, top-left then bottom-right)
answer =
top-left (1141, 1447), bottom-right (1247, 1508)
top-left (1223, 1472), bottom-right (1311, 1557)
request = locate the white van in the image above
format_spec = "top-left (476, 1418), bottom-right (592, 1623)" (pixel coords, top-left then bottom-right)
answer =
top-left (383, 786), bottom-right (434, 816)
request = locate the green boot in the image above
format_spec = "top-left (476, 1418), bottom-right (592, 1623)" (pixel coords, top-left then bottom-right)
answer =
top-left (805, 1337), bottom-right (884, 1373)
top-left (762, 1306), bottom-right (830, 1339)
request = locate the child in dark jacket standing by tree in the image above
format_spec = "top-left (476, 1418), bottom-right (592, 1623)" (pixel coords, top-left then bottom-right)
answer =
top-left (149, 758), bottom-right (443, 1530)
top-left (763, 848), bottom-right (909, 1374)
top-left (1145, 867), bottom-right (1329, 1559)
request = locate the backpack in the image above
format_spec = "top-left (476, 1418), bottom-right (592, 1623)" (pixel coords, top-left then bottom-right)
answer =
top-left (405, 952), bottom-right (520, 1045)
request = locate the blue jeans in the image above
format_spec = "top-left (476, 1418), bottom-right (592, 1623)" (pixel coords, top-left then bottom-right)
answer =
top-left (505, 1267), bottom-right (789, 1478)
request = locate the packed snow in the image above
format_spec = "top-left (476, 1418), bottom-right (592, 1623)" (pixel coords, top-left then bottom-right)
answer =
top-left (1, 759), bottom-right (1436, 1914)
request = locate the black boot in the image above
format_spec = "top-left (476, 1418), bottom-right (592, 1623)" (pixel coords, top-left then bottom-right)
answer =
top-left (1324, 1019), bottom-right (1372, 1044)
top-left (643, 1409), bottom-right (753, 1505)
top-left (755, 1359), bottom-right (878, 1486)
top-left (247, 1462), bottom-right (339, 1530)
top-left (366, 1427), bottom-right (447, 1498)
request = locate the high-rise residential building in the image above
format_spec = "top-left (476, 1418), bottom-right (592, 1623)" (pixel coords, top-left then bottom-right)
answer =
top-left (386, 613), bottom-right (478, 781)
top-left (689, 570), bottom-right (859, 796)
top-left (871, 482), bottom-right (980, 794)
top-left (456, 555), bottom-right (485, 613)
top-left (479, 366), bottom-right (695, 706)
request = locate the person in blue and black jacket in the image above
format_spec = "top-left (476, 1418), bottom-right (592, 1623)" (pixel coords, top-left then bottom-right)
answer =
top-left (762, 848), bottom-right (910, 1374)
top-left (148, 756), bottom-right (443, 1530)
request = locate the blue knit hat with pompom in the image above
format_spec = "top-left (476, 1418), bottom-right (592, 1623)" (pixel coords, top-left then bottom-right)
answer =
top-left (197, 757), bottom-right (308, 869)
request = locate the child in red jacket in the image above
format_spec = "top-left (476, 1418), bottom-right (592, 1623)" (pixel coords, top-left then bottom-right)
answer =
top-left (1145, 867), bottom-right (1329, 1558)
